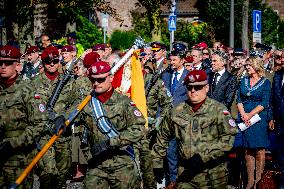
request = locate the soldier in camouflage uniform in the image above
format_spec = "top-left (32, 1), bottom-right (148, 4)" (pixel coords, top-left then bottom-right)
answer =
top-left (22, 46), bottom-right (43, 80)
top-left (152, 70), bottom-right (238, 189)
top-left (138, 50), bottom-right (172, 189)
top-left (30, 46), bottom-right (77, 189)
top-left (72, 61), bottom-right (146, 189)
top-left (0, 45), bottom-right (48, 188)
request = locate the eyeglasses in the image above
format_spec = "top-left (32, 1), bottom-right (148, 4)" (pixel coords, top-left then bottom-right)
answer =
top-left (0, 61), bottom-right (15, 66)
top-left (42, 58), bottom-right (60, 65)
top-left (203, 52), bottom-right (209, 55)
top-left (89, 75), bottom-right (109, 83)
top-left (186, 85), bottom-right (205, 91)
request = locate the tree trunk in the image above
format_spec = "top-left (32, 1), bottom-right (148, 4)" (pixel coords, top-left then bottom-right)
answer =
top-left (34, 3), bottom-right (48, 40)
top-left (242, 0), bottom-right (249, 51)
top-left (151, 8), bottom-right (162, 41)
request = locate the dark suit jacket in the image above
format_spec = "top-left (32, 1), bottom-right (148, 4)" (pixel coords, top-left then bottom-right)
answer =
top-left (162, 68), bottom-right (189, 106)
top-left (208, 70), bottom-right (237, 110)
top-left (272, 70), bottom-right (284, 123)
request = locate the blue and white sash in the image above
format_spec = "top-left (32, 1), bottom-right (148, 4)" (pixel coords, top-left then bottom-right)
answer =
top-left (90, 96), bottom-right (135, 159)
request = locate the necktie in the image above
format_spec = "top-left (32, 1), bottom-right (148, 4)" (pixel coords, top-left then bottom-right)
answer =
top-left (171, 72), bottom-right (179, 94)
top-left (212, 73), bottom-right (220, 92)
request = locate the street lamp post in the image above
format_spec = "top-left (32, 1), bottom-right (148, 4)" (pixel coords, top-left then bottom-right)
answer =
top-left (229, 0), bottom-right (234, 48)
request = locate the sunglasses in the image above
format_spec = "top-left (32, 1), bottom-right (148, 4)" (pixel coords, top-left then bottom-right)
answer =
top-left (186, 85), bottom-right (205, 91)
top-left (0, 61), bottom-right (15, 66)
top-left (42, 58), bottom-right (60, 65)
top-left (89, 75), bottom-right (109, 83)
top-left (275, 55), bottom-right (282, 60)
top-left (203, 52), bottom-right (209, 55)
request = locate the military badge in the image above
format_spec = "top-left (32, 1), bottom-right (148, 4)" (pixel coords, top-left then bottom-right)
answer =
top-left (229, 119), bottom-right (236, 127)
top-left (134, 110), bottom-right (142, 117)
top-left (189, 75), bottom-right (195, 82)
top-left (38, 103), bottom-right (46, 112)
top-left (92, 66), bottom-right (97, 74)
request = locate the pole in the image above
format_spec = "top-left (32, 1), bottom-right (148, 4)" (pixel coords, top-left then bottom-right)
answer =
top-left (229, 0), bottom-right (234, 48)
top-left (170, 31), bottom-right (174, 50)
top-left (103, 27), bottom-right (106, 44)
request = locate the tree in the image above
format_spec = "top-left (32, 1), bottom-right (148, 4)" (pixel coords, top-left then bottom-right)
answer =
top-left (137, 0), bottom-right (170, 41)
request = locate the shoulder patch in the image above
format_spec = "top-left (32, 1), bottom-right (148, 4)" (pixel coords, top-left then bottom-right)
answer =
top-left (223, 110), bottom-right (230, 115)
top-left (134, 109), bottom-right (142, 117)
top-left (38, 103), bottom-right (46, 112)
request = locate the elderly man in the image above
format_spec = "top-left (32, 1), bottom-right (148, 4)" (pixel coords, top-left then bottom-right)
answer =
top-left (22, 46), bottom-right (43, 80)
top-left (152, 70), bottom-right (237, 188)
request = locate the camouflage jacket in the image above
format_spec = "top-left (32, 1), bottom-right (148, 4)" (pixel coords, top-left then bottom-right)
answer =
top-left (144, 73), bottom-right (172, 127)
top-left (152, 97), bottom-right (237, 169)
top-left (77, 90), bottom-right (146, 165)
top-left (0, 78), bottom-right (48, 152)
top-left (30, 72), bottom-right (78, 116)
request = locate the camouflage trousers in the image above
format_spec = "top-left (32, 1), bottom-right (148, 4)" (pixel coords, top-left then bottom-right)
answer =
top-left (84, 155), bottom-right (140, 189)
top-left (37, 136), bottom-right (72, 189)
top-left (135, 136), bottom-right (156, 189)
top-left (177, 163), bottom-right (228, 189)
top-left (0, 154), bottom-right (34, 189)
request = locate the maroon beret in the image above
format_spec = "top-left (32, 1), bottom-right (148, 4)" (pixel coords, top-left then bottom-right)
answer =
top-left (83, 52), bottom-right (101, 69)
top-left (61, 45), bottom-right (75, 53)
top-left (185, 56), bottom-right (193, 63)
top-left (0, 45), bottom-right (22, 61)
top-left (184, 70), bottom-right (208, 86)
top-left (26, 46), bottom-right (39, 54)
top-left (88, 61), bottom-right (111, 77)
top-left (92, 44), bottom-right (105, 51)
top-left (41, 46), bottom-right (59, 60)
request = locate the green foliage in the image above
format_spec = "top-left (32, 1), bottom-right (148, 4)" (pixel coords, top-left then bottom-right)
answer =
top-left (175, 21), bottom-right (214, 47)
top-left (76, 15), bottom-right (103, 49)
top-left (196, 0), bottom-right (284, 48)
top-left (109, 30), bottom-right (138, 50)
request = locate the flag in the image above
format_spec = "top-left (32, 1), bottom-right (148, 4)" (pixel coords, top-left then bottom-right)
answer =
top-left (112, 50), bottom-right (148, 128)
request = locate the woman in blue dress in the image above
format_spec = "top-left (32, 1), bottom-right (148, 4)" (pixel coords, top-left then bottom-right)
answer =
top-left (237, 57), bottom-right (271, 189)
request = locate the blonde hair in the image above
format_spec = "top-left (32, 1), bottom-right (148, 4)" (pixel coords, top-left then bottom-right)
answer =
top-left (246, 57), bottom-right (265, 77)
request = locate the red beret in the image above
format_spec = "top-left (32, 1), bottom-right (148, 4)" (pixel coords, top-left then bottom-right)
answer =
top-left (88, 61), bottom-right (111, 76)
top-left (41, 46), bottom-right (59, 60)
top-left (83, 52), bottom-right (101, 68)
top-left (184, 70), bottom-right (208, 86)
top-left (61, 45), bottom-right (75, 53)
top-left (92, 44), bottom-right (105, 51)
top-left (0, 45), bottom-right (22, 61)
top-left (26, 46), bottom-right (39, 54)
top-left (185, 56), bottom-right (193, 63)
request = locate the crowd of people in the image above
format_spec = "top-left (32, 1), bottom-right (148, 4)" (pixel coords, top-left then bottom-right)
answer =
top-left (0, 32), bottom-right (284, 189)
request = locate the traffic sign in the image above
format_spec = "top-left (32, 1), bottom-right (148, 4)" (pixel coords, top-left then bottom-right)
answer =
top-left (253, 10), bottom-right (261, 33)
top-left (168, 15), bottom-right (177, 31)
top-left (253, 33), bottom-right (261, 43)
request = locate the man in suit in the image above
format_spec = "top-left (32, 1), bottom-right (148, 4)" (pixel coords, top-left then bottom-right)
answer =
top-left (208, 50), bottom-right (237, 111)
top-left (272, 51), bottom-right (284, 188)
top-left (191, 48), bottom-right (211, 74)
top-left (162, 42), bottom-right (189, 187)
